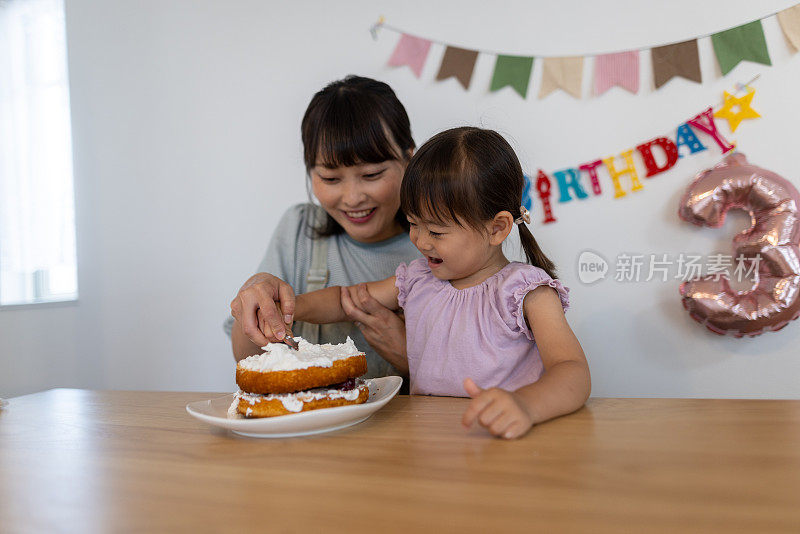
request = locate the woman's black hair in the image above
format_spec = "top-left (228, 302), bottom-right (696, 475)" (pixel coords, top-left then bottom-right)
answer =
top-left (401, 127), bottom-right (558, 279)
top-left (301, 75), bottom-right (415, 238)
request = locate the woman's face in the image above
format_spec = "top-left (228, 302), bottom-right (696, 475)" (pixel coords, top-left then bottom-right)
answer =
top-left (310, 156), bottom-right (407, 243)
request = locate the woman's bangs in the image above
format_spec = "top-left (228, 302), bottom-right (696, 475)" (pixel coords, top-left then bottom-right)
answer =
top-left (314, 109), bottom-right (400, 169)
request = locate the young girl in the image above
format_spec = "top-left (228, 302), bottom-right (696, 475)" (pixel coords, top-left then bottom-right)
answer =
top-left (289, 127), bottom-right (590, 439)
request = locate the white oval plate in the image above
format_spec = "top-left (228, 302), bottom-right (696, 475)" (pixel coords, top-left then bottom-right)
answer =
top-left (186, 376), bottom-right (403, 438)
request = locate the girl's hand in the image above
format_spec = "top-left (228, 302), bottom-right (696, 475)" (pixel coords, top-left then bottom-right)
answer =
top-left (461, 378), bottom-right (534, 439)
top-left (340, 284), bottom-right (409, 375)
top-left (230, 273), bottom-right (295, 346)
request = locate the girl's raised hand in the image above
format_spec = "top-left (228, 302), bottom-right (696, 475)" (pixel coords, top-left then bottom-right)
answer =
top-left (462, 378), bottom-right (534, 440)
top-left (230, 272), bottom-right (295, 346)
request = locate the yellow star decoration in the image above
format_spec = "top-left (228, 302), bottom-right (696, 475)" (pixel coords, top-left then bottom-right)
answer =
top-left (714, 89), bottom-right (761, 133)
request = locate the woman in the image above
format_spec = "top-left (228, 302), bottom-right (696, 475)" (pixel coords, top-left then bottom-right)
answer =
top-left (224, 75), bottom-right (420, 378)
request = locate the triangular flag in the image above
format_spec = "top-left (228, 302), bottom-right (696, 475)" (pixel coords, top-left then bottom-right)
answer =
top-left (651, 40), bottom-right (701, 89)
top-left (711, 21), bottom-right (771, 76)
top-left (778, 5), bottom-right (800, 52)
top-left (490, 55), bottom-right (534, 98)
top-left (539, 57), bottom-right (583, 99)
top-left (594, 51), bottom-right (639, 95)
top-left (387, 34), bottom-right (432, 78)
top-left (436, 46), bottom-right (479, 89)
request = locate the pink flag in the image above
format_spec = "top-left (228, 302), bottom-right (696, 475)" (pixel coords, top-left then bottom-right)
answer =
top-left (594, 51), bottom-right (639, 95)
top-left (387, 34), bottom-right (432, 78)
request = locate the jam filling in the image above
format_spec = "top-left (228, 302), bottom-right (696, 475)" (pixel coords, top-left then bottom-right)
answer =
top-left (329, 378), bottom-right (357, 391)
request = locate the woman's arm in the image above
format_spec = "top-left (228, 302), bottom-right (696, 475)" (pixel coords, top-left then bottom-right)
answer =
top-left (232, 284), bottom-right (345, 362)
top-left (230, 272), bottom-right (296, 361)
top-left (232, 276), bottom-right (400, 362)
top-left (231, 313), bottom-right (270, 362)
top-left (232, 285), bottom-right (347, 361)
top-left (462, 285), bottom-right (590, 439)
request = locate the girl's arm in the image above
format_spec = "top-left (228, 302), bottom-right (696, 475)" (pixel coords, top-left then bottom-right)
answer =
top-left (515, 285), bottom-right (590, 418)
top-left (295, 276), bottom-right (399, 324)
top-left (341, 280), bottom-right (407, 374)
top-left (462, 285), bottom-right (590, 439)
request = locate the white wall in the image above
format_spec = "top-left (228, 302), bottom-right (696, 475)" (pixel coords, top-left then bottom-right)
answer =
top-left (3, 0), bottom-right (799, 398)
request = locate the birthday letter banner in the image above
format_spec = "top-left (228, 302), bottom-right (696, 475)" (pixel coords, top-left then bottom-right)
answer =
top-left (521, 88), bottom-right (762, 225)
top-left (373, 4), bottom-right (800, 99)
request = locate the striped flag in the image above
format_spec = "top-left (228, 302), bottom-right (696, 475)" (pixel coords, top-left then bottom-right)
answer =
top-left (594, 51), bottom-right (639, 95)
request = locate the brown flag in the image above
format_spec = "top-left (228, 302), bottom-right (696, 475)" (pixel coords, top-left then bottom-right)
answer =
top-left (651, 40), bottom-right (701, 89)
top-left (436, 46), bottom-right (479, 89)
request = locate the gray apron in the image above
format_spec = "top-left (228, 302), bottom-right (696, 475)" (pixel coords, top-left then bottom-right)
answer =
top-left (293, 207), bottom-right (354, 347)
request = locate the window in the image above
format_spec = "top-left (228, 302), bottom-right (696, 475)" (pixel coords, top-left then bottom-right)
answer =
top-left (0, 0), bottom-right (77, 305)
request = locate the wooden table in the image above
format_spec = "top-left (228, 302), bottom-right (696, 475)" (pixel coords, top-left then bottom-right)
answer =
top-left (1, 390), bottom-right (799, 533)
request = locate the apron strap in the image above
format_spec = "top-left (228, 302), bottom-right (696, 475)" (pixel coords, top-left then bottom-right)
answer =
top-left (294, 206), bottom-right (329, 343)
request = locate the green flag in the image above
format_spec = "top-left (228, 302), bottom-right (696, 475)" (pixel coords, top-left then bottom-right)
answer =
top-left (490, 55), bottom-right (534, 98)
top-left (711, 20), bottom-right (771, 76)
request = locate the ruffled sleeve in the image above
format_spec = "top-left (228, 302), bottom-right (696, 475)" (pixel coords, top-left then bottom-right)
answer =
top-left (395, 257), bottom-right (429, 308)
top-left (501, 265), bottom-right (570, 342)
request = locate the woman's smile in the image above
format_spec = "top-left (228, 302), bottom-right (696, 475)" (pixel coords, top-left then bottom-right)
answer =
top-left (343, 207), bottom-right (377, 223)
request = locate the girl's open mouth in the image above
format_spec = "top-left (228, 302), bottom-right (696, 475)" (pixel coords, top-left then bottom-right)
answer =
top-left (343, 208), bottom-right (377, 224)
top-left (427, 256), bottom-right (443, 268)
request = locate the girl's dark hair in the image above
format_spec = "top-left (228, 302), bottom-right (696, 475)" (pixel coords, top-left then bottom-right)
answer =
top-left (401, 126), bottom-right (558, 278)
top-left (301, 75), bottom-right (415, 238)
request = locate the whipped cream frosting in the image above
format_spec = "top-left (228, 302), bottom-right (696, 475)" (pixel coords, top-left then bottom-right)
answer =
top-left (237, 336), bottom-right (362, 373)
top-left (229, 380), bottom-right (367, 415)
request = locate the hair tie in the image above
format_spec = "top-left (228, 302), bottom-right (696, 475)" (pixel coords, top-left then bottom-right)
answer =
top-left (514, 206), bottom-right (531, 225)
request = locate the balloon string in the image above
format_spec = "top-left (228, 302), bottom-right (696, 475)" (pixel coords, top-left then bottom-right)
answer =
top-left (734, 74), bottom-right (761, 95)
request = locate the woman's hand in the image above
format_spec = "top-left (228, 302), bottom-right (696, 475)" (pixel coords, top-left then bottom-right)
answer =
top-left (461, 378), bottom-right (534, 439)
top-left (230, 273), bottom-right (295, 346)
top-left (340, 283), bottom-right (409, 375)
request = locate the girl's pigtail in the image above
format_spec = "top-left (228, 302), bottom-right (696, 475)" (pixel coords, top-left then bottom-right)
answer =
top-left (519, 223), bottom-right (558, 279)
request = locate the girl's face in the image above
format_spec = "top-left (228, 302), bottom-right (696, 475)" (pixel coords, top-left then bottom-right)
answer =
top-left (310, 158), bottom-right (407, 243)
top-left (408, 215), bottom-right (503, 287)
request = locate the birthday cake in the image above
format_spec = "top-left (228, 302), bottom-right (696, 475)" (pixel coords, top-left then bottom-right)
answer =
top-left (230, 337), bottom-right (369, 418)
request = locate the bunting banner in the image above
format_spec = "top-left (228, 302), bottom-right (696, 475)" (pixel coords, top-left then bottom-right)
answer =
top-left (651, 40), bottom-right (702, 89)
top-left (436, 46), bottom-right (479, 89)
top-left (710, 21), bottom-right (771, 75)
top-left (539, 57), bottom-right (583, 99)
top-left (491, 55), bottom-right (534, 98)
top-left (594, 51), bottom-right (639, 95)
top-left (519, 86), bottom-right (761, 224)
top-left (373, 5), bottom-right (797, 99)
top-left (387, 34), bottom-right (432, 78)
top-left (778, 5), bottom-right (800, 51)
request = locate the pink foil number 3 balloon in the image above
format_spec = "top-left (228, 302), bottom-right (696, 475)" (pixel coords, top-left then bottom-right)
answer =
top-left (678, 153), bottom-right (800, 337)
